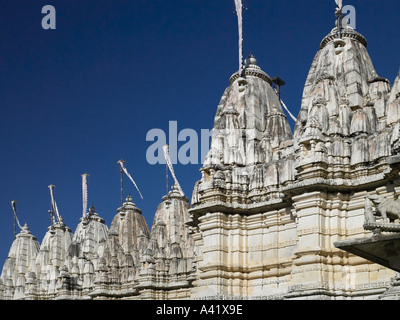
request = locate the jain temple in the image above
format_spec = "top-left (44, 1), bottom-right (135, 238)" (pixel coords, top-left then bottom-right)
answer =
top-left (2, 2), bottom-right (400, 300)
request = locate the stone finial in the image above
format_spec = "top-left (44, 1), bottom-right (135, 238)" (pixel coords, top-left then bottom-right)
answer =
top-left (20, 223), bottom-right (31, 235)
top-left (117, 194), bottom-right (141, 213)
top-left (126, 194), bottom-right (133, 203)
top-left (245, 53), bottom-right (257, 68)
top-left (89, 205), bottom-right (96, 215)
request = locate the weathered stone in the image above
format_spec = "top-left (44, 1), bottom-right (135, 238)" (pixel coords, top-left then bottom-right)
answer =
top-left (2, 3), bottom-right (400, 301)
top-left (27, 221), bottom-right (73, 299)
top-left (90, 195), bottom-right (150, 299)
top-left (138, 184), bottom-right (194, 299)
top-left (0, 225), bottom-right (40, 300)
top-left (189, 21), bottom-right (398, 300)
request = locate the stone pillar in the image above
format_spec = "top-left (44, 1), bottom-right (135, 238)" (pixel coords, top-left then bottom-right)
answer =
top-left (191, 212), bottom-right (232, 299)
top-left (288, 191), bottom-right (331, 299)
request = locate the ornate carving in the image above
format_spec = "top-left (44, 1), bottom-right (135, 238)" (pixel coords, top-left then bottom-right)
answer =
top-left (364, 192), bottom-right (400, 233)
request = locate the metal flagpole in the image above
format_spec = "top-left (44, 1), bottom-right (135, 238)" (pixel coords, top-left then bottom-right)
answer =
top-left (162, 145), bottom-right (185, 197)
top-left (11, 200), bottom-right (22, 229)
top-left (166, 159), bottom-right (169, 198)
top-left (117, 159), bottom-right (143, 203)
top-left (47, 186), bottom-right (55, 227)
top-left (335, 0), bottom-right (344, 38)
top-left (234, 0), bottom-right (244, 75)
top-left (12, 201), bottom-right (16, 239)
top-left (118, 159), bottom-right (126, 206)
top-left (81, 173), bottom-right (89, 218)
top-left (48, 184), bottom-right (62, 225)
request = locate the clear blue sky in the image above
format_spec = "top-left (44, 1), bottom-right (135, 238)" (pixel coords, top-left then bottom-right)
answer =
top-left (0, 0), bottom-right (399, 267)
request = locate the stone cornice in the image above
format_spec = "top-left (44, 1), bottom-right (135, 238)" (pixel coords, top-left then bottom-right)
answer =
top-left (229, 67), bottom-right (272, 86)
top-left (320, 28), bottom-right (368, 50)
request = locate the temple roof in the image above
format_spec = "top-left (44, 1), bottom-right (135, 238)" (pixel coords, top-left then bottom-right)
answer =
top-left (105, 196), bottom-right (150, 264)
top-left (0, 224), bottom-right (40, 286)
top-left (191, 54), bottom-right (295, 209)
top-left (207, 53), bottom-right (293, 167)
top-left (294, 24), bottom-right (387, 138)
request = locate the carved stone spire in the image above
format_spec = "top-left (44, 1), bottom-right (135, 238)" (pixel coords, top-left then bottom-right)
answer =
top-left (293, 18), bottom-right (393, 181)
top-left (27, 219), bottom-right (73, 298)
top-left (91, 196), bottom-right (150, 298)
top-left (54, 205), bottom-right (109, 298)
top-left (0, 224), bottom-right (40, 300)
top-left (192, 53), bottom-right (294, 211)
top-left (138, 184), bottom-right (194, 297)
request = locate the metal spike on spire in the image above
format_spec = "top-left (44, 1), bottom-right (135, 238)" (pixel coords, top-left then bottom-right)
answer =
top-left (81, 173), bottom-right (89, 219)
top-left (234, 0), bottom-right (244, 75)
top-left (117, 160), bottom-right (144, 203)
top-left (11, 200), bottom-right (23, 239)
top-left (335, 0), bottom-right (344, 38)
top-left (48, 184), bottom-right (63, 226)
top-left (162, 145), bottom-right (185, 197)
top-left (118, 159), bottom-right (126, 205)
